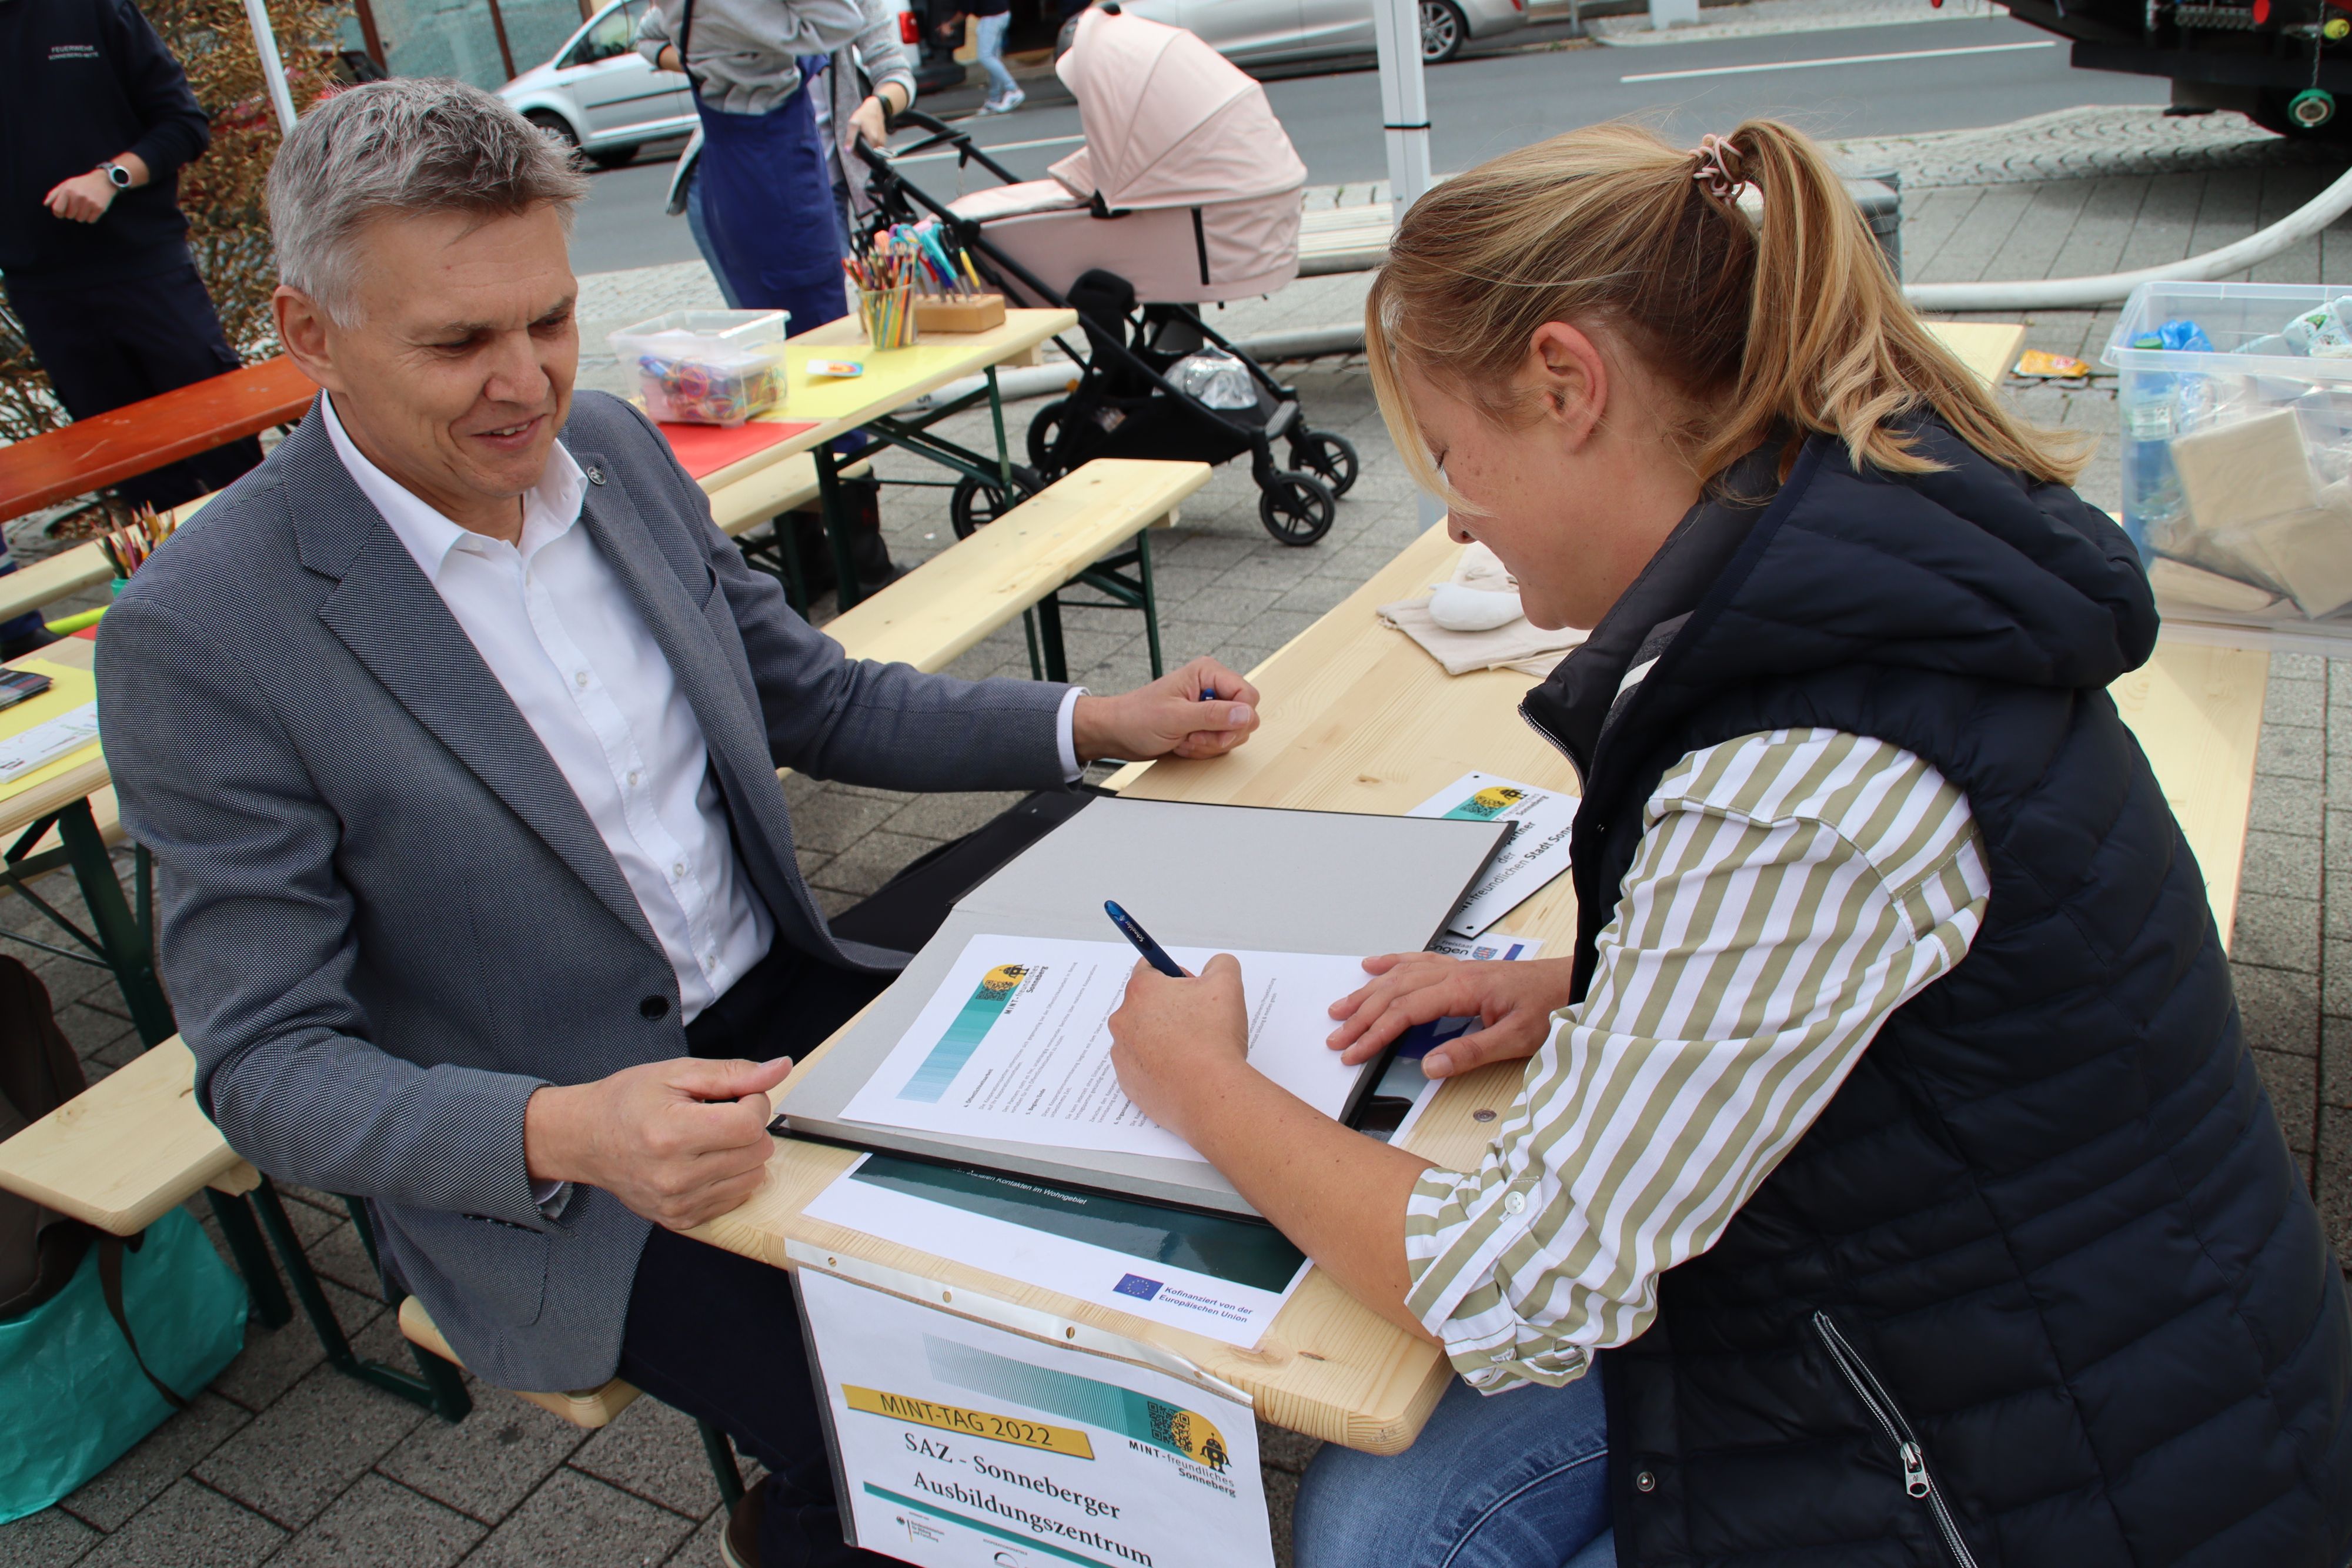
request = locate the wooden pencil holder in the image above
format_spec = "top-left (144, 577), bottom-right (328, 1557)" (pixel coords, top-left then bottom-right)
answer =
top-left (913, 293), bottom-right (1007, 333)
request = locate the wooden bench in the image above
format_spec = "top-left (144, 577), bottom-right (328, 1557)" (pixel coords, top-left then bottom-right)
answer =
top-left (823, 457), bottom-right (1207, 680)
top-left (0, 357), bottom-right (315, 527)
top-left (0, 1037), bottom-right (256, 1232)
top-left (0, 452), bottom-right (857, 630)
top-left (396, 1296), bottom-right (745, 1500)
top-left (0, 492), bottom-right (220, 630)
top-left (396, 1297), bottom-right (639, 1429)
top-left (0, 1032), bottom-right (473, 1416)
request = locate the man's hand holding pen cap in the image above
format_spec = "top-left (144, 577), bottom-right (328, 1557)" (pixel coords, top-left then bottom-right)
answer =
top-left (524, 1055), bottom-right (793, 1230)
top-left (1071, 654), bottom-right (1261, 763)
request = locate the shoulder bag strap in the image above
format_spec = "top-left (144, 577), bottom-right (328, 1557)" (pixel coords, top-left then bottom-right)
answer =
top-left (95, 1235), bottom-right (191, 1412)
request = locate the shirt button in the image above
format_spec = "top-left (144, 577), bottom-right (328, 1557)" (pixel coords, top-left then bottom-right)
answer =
top-left (672, 862), bottom-right (687, 878)
top-left (627, 771), bottom-right (640, 788)
top-left (1503, 1191), bottom-right (1528, 1216)
top-left (574, 671), bottom-right (589, 687)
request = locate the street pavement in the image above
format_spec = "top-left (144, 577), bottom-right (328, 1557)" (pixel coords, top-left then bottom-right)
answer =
top-left (11, 68), bottom-right (2352, 1568)
top-left (566, 2), bottom-right (2169, 274)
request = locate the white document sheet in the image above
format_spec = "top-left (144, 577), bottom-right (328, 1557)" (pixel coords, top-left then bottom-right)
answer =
top-left (840, 934), bottom-right (1372, 1164)
top-left (0, 702), bottom-right (99, 785)
top-left (804, 1154), bottom-right (1313, 1349)
top-left (1409, 771), bottom-right (1579, 937)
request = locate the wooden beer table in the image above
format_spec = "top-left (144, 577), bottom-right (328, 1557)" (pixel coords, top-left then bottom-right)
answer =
top-left (706, 536), bottom-right (2267, 1457)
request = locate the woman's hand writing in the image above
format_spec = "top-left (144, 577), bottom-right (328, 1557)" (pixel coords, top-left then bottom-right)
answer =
top-left (1327, 952), bottom-right (1577, 1078)
top-left (1107, 954), bottom-right (1254, 1144)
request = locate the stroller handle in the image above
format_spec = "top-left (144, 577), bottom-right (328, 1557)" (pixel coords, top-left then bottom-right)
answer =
top-left (860, 110), bottom-right (1029, 189)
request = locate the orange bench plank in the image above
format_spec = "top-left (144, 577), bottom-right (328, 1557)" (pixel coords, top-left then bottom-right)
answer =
top-left (0, 356), bottom-right (317, 524)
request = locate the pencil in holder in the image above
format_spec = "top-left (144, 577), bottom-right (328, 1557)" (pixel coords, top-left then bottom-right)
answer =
top-left (858, 283), bottom-right (919, 349)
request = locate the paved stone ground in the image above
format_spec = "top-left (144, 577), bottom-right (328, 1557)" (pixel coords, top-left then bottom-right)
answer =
top-left (15, 111), bottom-right (2352, 1568)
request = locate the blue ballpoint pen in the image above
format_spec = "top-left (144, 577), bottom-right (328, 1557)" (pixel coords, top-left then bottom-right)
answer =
top-left (1103, 901), bottom-right (1187, 978)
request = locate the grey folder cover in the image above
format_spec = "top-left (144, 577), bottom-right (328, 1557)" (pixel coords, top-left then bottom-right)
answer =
top-left (784, 795), bottom-right (1514, 1216)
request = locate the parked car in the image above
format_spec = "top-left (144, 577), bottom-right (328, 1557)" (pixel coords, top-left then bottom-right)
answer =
top-left (1064, 0), bottom-right (1525, 67)
top-left (497, 0), bottom-right (693, 169)
top-left (502, 0), bottom-right (946, 166)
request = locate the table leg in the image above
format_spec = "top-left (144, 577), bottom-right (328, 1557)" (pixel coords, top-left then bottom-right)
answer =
top-left (774, 513), bottom-right (810, 618)
top-left (698, 1420), bottom-right (747, 1507)
top-left (812, 444), bottom-right (864, 612)
top-left (986, 367), bottom-right (1015, 497)
top-left (1022, 610), bottom-right (1044, 682)
top-left (205, 1189), bottom-right (292, 1329)
top-left (249, 1178), bottom-right (471, 1421)
top-left (1135, 530), bottom-right (1164, 681)
top-left (1037, 593), bottom-right (1068, 684)
top-left (56, 803), bottom-right (175, 1049)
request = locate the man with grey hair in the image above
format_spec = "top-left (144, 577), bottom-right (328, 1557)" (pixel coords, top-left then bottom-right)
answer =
top-left (95, 78), bottom-right (1259, 1568)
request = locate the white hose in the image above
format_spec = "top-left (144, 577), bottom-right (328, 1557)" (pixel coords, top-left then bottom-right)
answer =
top-left (1901, 161), bottom-right (2352, 312)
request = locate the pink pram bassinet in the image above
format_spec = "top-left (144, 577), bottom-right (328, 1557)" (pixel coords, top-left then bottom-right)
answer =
top-left (944, 6), bottom-right (1309, 304)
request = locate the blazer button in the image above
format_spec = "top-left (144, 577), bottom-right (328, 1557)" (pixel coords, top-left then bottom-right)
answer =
top-left (1635, 1470), bottom-right (1656, 1493)
top-left (640, 995), bottom-right (670, 1021)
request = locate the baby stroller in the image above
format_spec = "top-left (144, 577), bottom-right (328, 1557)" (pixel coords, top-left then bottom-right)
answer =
top-left (856, 4), bottom-right (1358, 544)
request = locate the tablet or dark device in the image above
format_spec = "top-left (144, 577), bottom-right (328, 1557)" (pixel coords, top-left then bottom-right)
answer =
top-left (0, 670), bottom-right (55, 711)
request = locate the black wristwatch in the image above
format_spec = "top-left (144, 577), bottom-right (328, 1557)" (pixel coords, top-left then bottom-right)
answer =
top-left (99, 161), bottom-right (133, 190)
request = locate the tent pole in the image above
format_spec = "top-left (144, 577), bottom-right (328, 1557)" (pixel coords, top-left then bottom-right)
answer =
top-left (1370, 0), bottom-right (1441, 527)
top-left (242, 0), bottom-right (302, 135)
top-left (485, 0), bottom-right (520, 80)
top-left (1369, 0), bottom-right (1433, 229)
top-left (353, 0), bottom-right (387, 66)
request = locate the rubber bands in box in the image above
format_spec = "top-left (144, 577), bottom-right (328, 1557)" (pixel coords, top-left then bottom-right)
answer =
top-left (607, 309), bottom-right (789, 427)
top-left (633, 344), bottom-right (782, 426)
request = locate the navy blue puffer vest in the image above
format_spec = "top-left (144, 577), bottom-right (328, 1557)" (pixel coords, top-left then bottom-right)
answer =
top-left (1519, 424), bottom-right (2352, 1567)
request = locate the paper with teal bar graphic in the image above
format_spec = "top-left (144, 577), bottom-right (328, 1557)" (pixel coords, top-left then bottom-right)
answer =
top-left (1409, 770), bottom-right (1580, 937)
top-left (801, 1266), bottom-right (1273, 1568)
top-left (902, 962), bottom-right (1032, 1102)
top-left (840, 932), bottom-right (1369, 1164)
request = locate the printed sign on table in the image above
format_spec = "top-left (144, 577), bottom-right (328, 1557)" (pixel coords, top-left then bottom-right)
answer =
top-left (797, 1264), bottom-right (1274, 1568)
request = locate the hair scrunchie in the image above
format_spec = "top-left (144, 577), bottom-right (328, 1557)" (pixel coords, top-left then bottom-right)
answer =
top-left (1690, 132), bottom-right (1748, 200)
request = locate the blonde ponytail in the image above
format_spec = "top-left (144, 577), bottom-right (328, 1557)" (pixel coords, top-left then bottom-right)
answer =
top-left (1365, 119), bottom-right (2086, 497)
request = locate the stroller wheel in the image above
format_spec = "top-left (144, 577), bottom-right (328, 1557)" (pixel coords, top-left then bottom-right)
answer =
top-left (1027, 399), bottom-right (1071, 473)
top-left (1289, 429), bottom-right (1360, 499)
top-left (950, 465), bottom-right (1044, 539)
top-left (1258, 470), bottom-right (1335, 547)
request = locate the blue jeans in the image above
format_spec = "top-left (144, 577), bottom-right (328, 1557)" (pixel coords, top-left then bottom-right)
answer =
top-left (681, 167), bottom-right (743, 309)
top-left (975, 12), bottom-right (1016, 101)
top-left (1294, 1366), bottom-right (1613, 1568)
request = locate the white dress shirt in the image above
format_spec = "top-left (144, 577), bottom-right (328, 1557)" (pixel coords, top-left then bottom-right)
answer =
top-left (320, 396), bottom-right (1089, 1025)
top-left (321, 394), bottom-right (773, 1024)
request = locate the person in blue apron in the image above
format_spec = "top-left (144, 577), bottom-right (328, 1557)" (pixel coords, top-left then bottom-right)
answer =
top-left (643, 0), bottom-right (904, 591)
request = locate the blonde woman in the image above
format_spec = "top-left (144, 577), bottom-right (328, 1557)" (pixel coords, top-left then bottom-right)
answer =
top-left (1106, 120), bottom-right (2352, 1568)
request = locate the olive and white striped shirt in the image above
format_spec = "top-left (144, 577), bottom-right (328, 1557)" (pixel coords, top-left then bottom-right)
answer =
top-left (1404, 727), bottom-right (1989, 1393)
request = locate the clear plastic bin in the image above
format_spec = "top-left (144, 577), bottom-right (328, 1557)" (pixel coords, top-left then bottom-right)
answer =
top-left (2105, 281), bottom-right (2352, 646)
top-left (609, 309), bottom-right (789, 426)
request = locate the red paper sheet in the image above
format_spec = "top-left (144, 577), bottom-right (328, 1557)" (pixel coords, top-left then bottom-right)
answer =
top-left (656, 419), bottom-right (818, 482)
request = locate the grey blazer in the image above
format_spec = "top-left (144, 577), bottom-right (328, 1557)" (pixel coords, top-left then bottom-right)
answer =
top-left (95, 393), bottom-right (1071, 1392)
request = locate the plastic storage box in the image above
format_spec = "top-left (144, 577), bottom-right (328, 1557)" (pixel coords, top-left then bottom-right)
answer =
top-left (2105, 281), bottom-right (2352, 646)
top-left (609, 309), bottom-right (788, 426)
